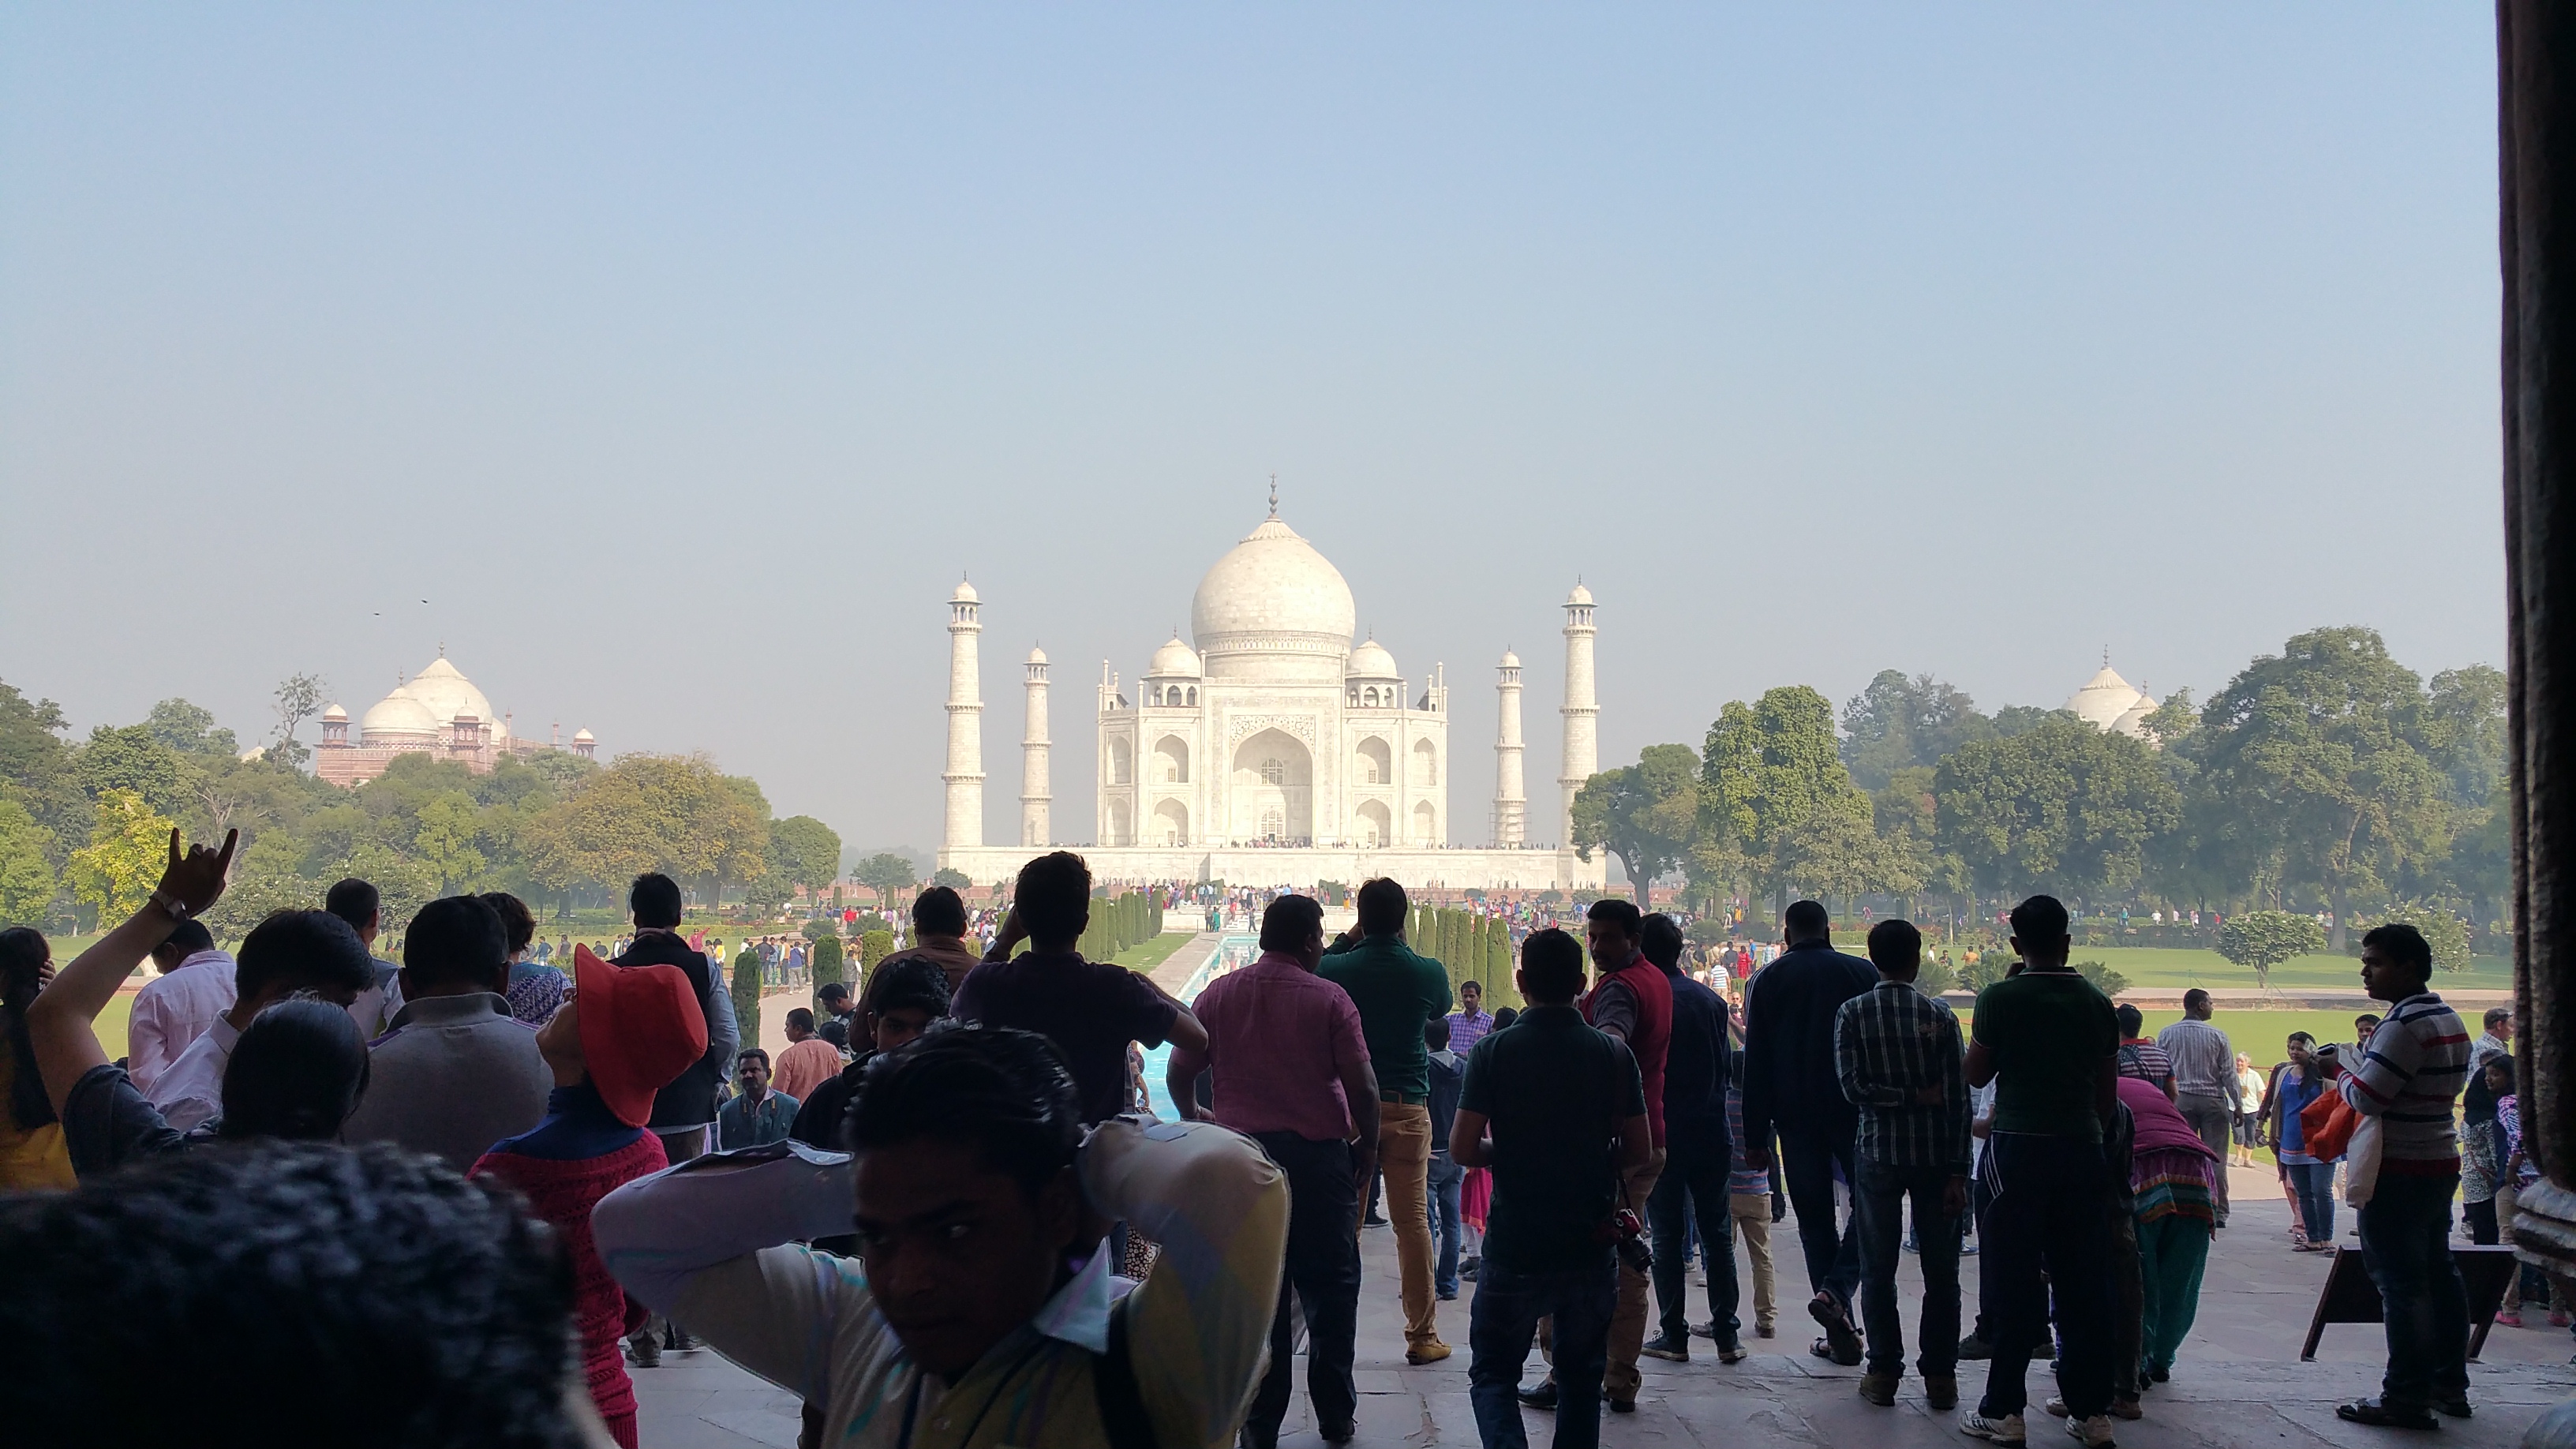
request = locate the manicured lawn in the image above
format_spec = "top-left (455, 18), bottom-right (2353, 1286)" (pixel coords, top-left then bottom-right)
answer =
top-left (1992, 945), bottom-right (2513, 994)
top-left (1110, 930), bottom-right (1199, 973)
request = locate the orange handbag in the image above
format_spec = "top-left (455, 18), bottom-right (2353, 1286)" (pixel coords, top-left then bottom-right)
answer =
top-left (2299, 1086), bottom-right (2361, 1163)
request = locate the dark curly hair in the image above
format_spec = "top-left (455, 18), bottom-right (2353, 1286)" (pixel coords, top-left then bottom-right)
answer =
top-left (219, 998), bottom-right (371, 1140)
top-left (847, 1020), bottom-right (1079, 1196)
top-left (2, 927), bottom-right (54, 1131)
top-left (0, 1140), bottom-right (582, 1447)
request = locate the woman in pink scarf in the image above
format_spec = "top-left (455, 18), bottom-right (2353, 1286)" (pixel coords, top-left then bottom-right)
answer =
top-left (2118, 1076), bottom-right (2222, 1387)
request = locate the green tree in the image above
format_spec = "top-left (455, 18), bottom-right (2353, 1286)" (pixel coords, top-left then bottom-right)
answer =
top-left (269, 672), bottom-right (328, 771)
top-left (2193, 628), bottom-right (2450, 950)
top-left (1702, 686), bottom-right (1871, 907)
top-left (66, 789), bottom-right (178, 918)
top-left (412, 792), bottom-right (489, 893)
top-left (859, 928), bottom-right (896, 975)
top-left (0, 799), bottom-right (57, 923)
top-left (73, 724), bottom-right (199, 822)
top-left (1773, 794), bottom-right (1915, 911)
top-left (1840, 671), bottom-right (1994, 791)
top-left (766, 815), bottom-right (843, 901)
top-left (145, 698), bottom-right (239, 758)
top-left (855, 852), bottom-right (918, 908)
top-left (811, 933), bottom-right (846, 990)
top-left (2216, 910), bottom-right (2326, 989)
top-left (202, 832), bottom-right (317, 938)
top-left (1572, 743), bottom-right (1702, 908)
top-left (0, 680), bottom-right (84, 856)
top-left (732, 952), bottom-right (765, 1050)
top-left (930, 866), bottom-right (972, 891)
top-left (2357, 904), bottom-right (2473, 974)
top-left (1934, 716), bottom-right (2180, 903)
top-left (2074, 960), bottom-right (2130, 998)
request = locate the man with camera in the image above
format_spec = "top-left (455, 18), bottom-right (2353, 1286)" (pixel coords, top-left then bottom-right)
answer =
top-left (1451, 928), bottom-right (1653, 1449)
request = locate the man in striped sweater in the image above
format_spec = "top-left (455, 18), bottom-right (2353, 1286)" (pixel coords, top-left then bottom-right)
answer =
top-left (2327, 922), bottom-right (2473, 1430)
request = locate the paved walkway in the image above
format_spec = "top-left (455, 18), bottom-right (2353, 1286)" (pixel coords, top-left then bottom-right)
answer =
top-left (631, 1162), bottom-right (2576, 1447)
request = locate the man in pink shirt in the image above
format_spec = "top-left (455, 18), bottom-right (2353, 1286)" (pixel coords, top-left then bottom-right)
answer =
top-left (1168, 894), bottom-right (1380, 1449)
top-left (125, 920), bottom-right (234, 1094)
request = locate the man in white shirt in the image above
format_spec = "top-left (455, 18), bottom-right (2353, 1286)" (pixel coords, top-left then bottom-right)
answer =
top-left (125, 919), bottom-right (234, 1093)
top-left (148, 908), bottom-right (380, 1132)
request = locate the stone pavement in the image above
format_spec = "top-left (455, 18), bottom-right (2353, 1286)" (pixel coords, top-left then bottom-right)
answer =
top-left (631, 1163), bottom-right (2576, 1447)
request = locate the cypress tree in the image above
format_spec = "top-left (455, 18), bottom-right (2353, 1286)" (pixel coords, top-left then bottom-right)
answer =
top-left (731, 953), bottom-right (763, 1054)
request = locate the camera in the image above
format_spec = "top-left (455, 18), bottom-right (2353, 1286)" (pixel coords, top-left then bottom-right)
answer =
top-left (1598, 1206), bottom-right (1653, 1273)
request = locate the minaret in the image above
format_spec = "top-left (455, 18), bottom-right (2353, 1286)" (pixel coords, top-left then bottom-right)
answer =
top-left (942, 579), bottom-right (985, 850)
top-left (1557, 582), bottom-right (1597, 847)
top-left (1020, 646), bottom-right (1051, 847)
top-left (1494, 649), bottom-right (1526, 844)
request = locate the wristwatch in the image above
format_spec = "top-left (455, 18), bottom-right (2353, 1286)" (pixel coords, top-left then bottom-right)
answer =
top-left (148, 889), bottom-right (193, 922)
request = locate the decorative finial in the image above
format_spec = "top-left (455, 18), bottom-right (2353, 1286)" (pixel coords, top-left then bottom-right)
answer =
top-left (438, 640), bottom-right (446, 657)
top-left (1267, 474), bottom-right (1279, 516)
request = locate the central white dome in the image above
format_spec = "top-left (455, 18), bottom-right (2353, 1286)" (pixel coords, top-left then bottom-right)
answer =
top-left (1190, 514), bottom-right (1357, 680)
top-left (403, 655), bottom-right (495, 725)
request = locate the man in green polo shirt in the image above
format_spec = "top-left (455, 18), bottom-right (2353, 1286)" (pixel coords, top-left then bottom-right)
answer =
top-left (1323, 877), bottom-right (1455, 1365)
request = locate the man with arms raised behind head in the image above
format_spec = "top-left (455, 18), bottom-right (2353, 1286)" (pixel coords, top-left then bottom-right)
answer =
top-left (1957, 895), bottom-right (2120, 1449)
top-left (1452, 927), bottom-right (1652, 1449)
top-left (343, 893), bottom-right (552, 1174)
top-left (1170, 892), bottom-right (1380, 1449)
top-left (1738, 899), bottom-right (1878, 1366)
top-left (956, 851), bottom-right (1206, 1125)
top-left (1321, 877), bottom-right (1456, 1366)
top-left (2155, 988), bottom-right (2239, 1227)
top-left (597, 1022), bottom-right (1290, 1448)
top-left (124, 919), bottom-right (232, 1094)
top-left (146, 907), bottom-right (381, 1133)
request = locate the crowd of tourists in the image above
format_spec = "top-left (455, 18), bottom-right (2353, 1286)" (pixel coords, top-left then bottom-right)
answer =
top-left (0, 827), bottom-right (2489, 1447)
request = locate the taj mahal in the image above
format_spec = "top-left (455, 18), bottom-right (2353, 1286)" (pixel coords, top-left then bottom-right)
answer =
top-left (934, 500), bottom-right (1611, 891)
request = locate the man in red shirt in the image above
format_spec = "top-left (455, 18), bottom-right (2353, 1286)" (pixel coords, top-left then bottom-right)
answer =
top-left (1580, 897), bottom-right (1672, 1413)
top-left (1169, 894), bottom-right (1380, 1449)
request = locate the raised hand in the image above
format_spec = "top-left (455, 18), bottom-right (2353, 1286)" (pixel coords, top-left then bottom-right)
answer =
top-left (155, 828), bottom-right (238, 915)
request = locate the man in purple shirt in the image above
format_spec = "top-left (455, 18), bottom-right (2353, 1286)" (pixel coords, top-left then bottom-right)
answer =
top-left (1170, 893), bottom-right (1380, 1449)
top-left (1449, 980), bottom-right (1497, 1054)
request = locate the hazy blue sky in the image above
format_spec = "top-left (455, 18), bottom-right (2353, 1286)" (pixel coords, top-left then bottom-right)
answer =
top-left (0, 6), bottom-right (2503, 855)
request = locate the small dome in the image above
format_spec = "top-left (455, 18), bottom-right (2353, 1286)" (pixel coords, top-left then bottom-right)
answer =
top-left (952, 578), bottom-right (979, 603)
top-left (1499, 650), bottom-right (1522, 668)
top-left (2065, 663), bottom-right (2144, 731)
top-left (1148, 634), bottom-right (1202, 676)
top-left (360, 687), bottom-right (439, 740)
top-left (2110, 692), bottom-right (2160, 740)
top-left (1567, 582), bottom-right (1594, 606)
top-left (402, 655), bottom-right (494, 726)
top-left (572, 728), bottom-right (595, 743)
top-left (321, 703), bottom-right (349, 721)
top-left (1026, 644), bottom-right (1049, 665)
top-left (1347, 638), bottom-right (1401, 680)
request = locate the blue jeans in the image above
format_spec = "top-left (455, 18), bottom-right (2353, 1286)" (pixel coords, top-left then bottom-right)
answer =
top-left (1855, 1159), bottom-right (1963, 1376)
top-left (1977, 1133), bottom-right (2115, 1421)
top-left (2285, 1160), bottom-right (2335, 1242)
top-left (1646, 1136), bottom-right (1740, 1347)
top-left (2357, 1171), bottom-right (2469, 1410)
top-left (1469, 1259), bottom-right (1616, 1449)
top-left (1429, 1154), bottom-right (1466, 1297)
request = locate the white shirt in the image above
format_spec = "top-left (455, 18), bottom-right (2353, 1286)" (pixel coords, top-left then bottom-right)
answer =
top-left (125, 950), bottom-right (237, 1094)
top-left (147, 1015), bottom-right (242, 1133)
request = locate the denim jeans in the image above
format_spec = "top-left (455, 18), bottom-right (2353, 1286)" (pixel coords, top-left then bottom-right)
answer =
top-left (1976, 1133), bottom-right (2115, 1421)
top-left (1429, 1153), bottom-right (1466, 1297)
top-left (1854, 1159), bottom-right (1963, 1376)
top-left (2357, 1170), bottom-right (2469, 1410)
top-left (2285, 1160), bottom-right (2335, 1242)
top-left (1647, 1136), bottom-right (1742, 1348)
top-left (1468, 1258), bottom-right (1617, 1449)
top-left (1778, 1122), bottom-right (1863, 1312)
top-left (1249, 1133), bottom-right (1362, 1437)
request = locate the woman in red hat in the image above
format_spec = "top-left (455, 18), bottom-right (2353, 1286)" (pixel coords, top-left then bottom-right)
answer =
top-left (471, 945), bottom-right (708, 1449)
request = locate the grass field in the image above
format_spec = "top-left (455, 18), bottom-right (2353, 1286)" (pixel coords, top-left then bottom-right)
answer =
top-left (1107, 930), bottom-right (1197, 974)
top-left (1947, 945), bottom-right (2512, 994)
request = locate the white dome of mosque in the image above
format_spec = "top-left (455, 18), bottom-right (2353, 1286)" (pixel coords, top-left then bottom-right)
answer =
top-left (1567, 582), bottom-right (1594, 606)
top-left (1500, 649), bottom-right (1522, 668)
top-left (1347, 637), bottom-right (1401, 679)
top-left (572, 728), bottom-right (594, 743)
top-left (1027, 644), bottom-right (1049, 665)
top-left (1148, 634), bottom-right (1202, 676)
top-left (2065, 661), bottom-right (2145, 732)
top-left (361, 687), bottom-right (440, 739)
top-left (953, 579), bottom-right (979, 604)
top-left (2110, 691), bottom-right (2160, 741)
top-left (1190, 511), bottom-right (1358, 680)
top-left (403, 654), bottom-right (495, 725)
top-left (321, 703), bottom-right (348, 723)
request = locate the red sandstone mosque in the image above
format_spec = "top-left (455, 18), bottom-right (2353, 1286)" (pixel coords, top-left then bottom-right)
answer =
top-left (315, 650), bottom-right (595, 788)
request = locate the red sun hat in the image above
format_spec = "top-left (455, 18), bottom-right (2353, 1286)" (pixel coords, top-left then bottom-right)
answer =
top-left (572, 944), bottom-right (709, 1129)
